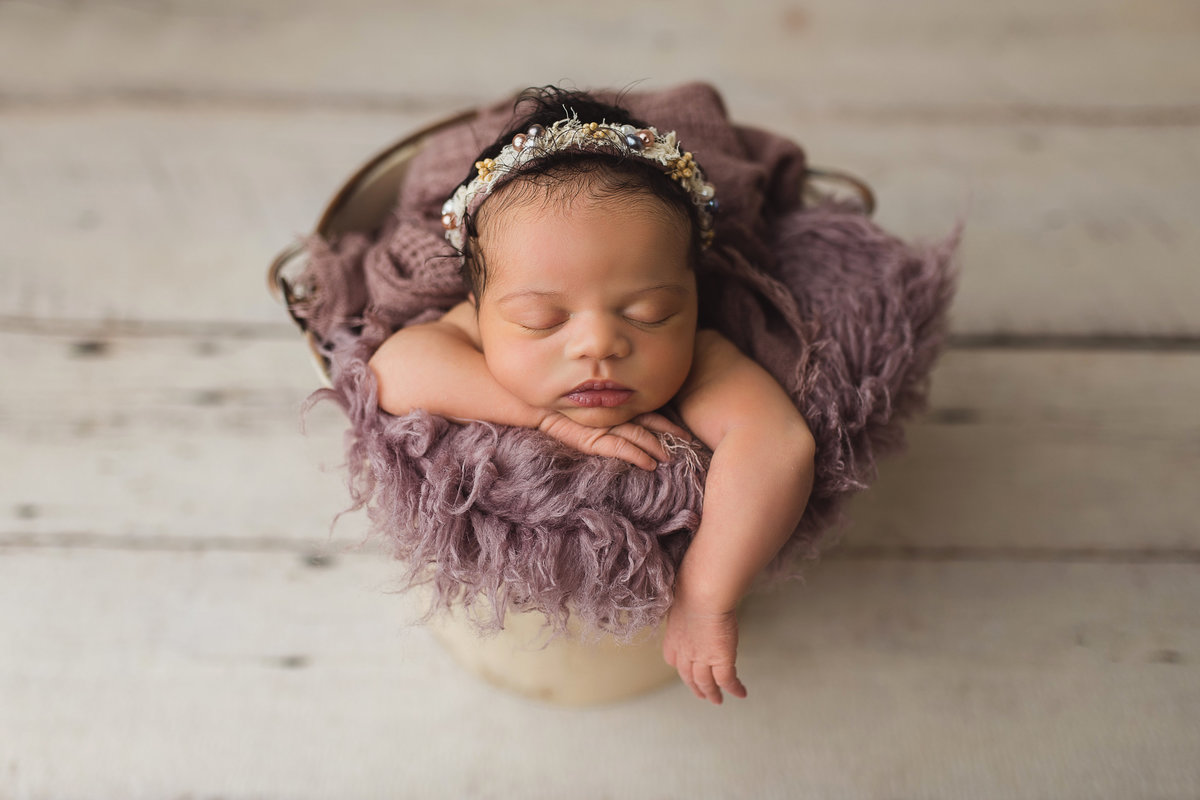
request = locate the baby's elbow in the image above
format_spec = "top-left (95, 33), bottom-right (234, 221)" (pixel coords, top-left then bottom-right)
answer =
top-left (367, 347), bottom-right (412, 417)
top-left (783, 420), bottom-right (816, 465)
top-left (758, 410), bottom-right (814, 469)
top-left (733, 414), bottom-right (815, 468)
top-left (775, 423), bottom-right (816, 497)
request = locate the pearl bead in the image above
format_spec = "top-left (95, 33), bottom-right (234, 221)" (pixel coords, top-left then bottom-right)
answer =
top-left (511, 133), bottom-right (527, 151)
top-left (624, 133), bottom-right (643, 150)
top-left (526, 124), bottom-right (545, 138)
top-left (699, 183), bottom-right (715, 200)
top-left (705, 198), bottom-right (720, 215)
top-left (634, 129), bottom-right (655, 147)
top-left (441, 213), bottom-right (456, 230)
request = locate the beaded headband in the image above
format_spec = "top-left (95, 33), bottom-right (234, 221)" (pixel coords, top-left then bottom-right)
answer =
top-left (440, 114), bottom-right (718, 251)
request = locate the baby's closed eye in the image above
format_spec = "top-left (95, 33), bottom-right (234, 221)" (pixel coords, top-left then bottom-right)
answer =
top-left (625, 314), bottom-right (673, 327)
top-left (623, 301), bottom-right (679, 326)
top-left (516, 315), bottom-right (568, 332)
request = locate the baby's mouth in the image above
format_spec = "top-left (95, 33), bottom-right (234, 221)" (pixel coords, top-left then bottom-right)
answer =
top-left (565, 380), bottom-right (633, 408)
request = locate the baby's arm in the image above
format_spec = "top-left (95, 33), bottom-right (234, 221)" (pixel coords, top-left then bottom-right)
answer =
top-left (370, 301), bottom-right (541, 427)
top-left (367, 302), bottom-right (683, 470)
top-left (664, 330), bottom-right (816, 705)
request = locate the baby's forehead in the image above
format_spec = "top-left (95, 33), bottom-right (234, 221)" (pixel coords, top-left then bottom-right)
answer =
top-left (469, 172), bottom-right (696, 303)
top-left (481, 186), bottom-right (683, 230)
top-left (476, 196), bottom-right (692, 267)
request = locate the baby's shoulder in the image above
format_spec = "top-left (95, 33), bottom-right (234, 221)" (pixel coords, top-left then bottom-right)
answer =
top-left (680, 329), bottom-right (746, 395)
top-left (692, 328), bottom-right (742, 365)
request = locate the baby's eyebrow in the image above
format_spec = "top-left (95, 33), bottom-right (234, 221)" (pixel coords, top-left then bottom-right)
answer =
top-left (495, 289), bottom-right (563, 306)
top-left (633, 283), bottom-right (692, 297)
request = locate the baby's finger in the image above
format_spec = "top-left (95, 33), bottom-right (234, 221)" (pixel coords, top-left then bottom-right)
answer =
top-left (681, 666), bottom-right (705, 695)
top-left (632, 412), bottom-right (693, 443)
top-left (692, 662), bottom-right (724, 705)
top-left (539, 413), bottom-right (657, 469)
top-left (599, 433), bottom-right (658, 471)
top-left (609, 422), bottom-right (672, 466)
top-left (713, 664), bottom-right (748, 700)
top-left (675, 659), bottom-right (704, 700)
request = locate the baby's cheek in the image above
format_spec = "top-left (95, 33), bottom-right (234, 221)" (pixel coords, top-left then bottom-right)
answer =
top-left (485, 345), bottom-right (551, 407)
top-left (646, 342), bottom-right (695, 404)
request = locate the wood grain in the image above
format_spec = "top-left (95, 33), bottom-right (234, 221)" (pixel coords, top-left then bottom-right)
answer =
top-left (3, 109), bottom-right (1198, 335)
top-left (3, 0), bottom-right (1198, 110)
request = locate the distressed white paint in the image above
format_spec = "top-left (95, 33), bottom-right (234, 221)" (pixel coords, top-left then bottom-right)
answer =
top-left (2, 0), bottom-right (1198, 109)
top-left (3, 110), bottom-right (1199, 334)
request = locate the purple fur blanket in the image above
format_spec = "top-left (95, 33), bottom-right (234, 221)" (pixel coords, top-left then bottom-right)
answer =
top-left (291, 83), bottom-right (960, 640)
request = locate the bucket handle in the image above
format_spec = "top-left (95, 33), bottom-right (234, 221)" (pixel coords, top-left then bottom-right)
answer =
top-left (803, 167), bottom-right (876, 215)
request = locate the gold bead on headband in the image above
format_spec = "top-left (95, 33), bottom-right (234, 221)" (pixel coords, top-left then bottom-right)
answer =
top-left (441, 114), bottom-right (719, 250)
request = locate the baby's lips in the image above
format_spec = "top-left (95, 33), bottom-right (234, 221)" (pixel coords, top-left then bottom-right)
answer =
top-left (567, 378), bottom-right (631, 394)
top-left (563, 382), bottom-right (634, 408)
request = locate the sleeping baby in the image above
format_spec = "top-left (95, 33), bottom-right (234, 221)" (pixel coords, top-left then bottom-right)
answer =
top-left (368, 87), bottom-right (816, 705)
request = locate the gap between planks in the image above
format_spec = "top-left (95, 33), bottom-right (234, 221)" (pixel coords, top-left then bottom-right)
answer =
top-left (4, 535), bottom-right (1200, 567)
top-left (4, 315), bottom-right (1200, 352)
top-left (3, 89), bottom-right (1200, 128)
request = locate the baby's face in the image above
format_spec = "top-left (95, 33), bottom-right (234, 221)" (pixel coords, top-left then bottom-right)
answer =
top-left (474, 193), bottom-right (697, 428)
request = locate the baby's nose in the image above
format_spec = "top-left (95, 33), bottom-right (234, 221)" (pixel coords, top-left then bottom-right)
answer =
top-left (566, 315), bottom-right (631, 361)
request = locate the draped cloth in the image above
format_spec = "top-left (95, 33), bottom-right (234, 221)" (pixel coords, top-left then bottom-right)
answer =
top-left (290, 83), bottom-right (960, 640)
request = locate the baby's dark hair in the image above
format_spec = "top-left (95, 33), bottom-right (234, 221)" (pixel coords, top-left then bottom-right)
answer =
top-left (454, 86), bottom-right (705, 300)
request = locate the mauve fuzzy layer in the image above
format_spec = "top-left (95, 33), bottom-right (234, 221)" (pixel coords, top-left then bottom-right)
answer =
top-left (290, 83), bottom-right (960, 641)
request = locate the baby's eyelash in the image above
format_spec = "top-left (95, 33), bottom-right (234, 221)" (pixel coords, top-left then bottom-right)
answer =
top-left (518, 321), bottom-right (565, 333)
top-left (515, 313), bottom-right (674, 332)
top-left (625, 314), bottom-right (674, 328)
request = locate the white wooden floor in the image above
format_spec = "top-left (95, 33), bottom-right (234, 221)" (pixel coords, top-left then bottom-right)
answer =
top-left (2, 2), bottom-right (1198, 798)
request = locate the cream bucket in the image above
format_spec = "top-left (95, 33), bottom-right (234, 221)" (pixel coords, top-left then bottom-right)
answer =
top-left (427, 600), bottom-right (677, 706)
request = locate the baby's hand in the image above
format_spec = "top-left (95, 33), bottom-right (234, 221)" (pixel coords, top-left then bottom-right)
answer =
top-left (662, 597), bottom-right (747, 705)
top-left (537, 411), bottom-right (692, 471)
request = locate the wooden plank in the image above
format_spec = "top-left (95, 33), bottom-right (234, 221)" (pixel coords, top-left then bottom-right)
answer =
top-left (2, 110), bottom-right (1198, 336)
top-left (1, 548), bottom-right (1196, 798)
top-left (0, 330), bottom-right (354, 545)
top-left (2, 330), bottom-right (1197, 552)
top-left (841, 347), bottom-right (1200, 553)
top-left (2, 0), bottom-right (1198, 110)
top-left (791, 118), bottom-right (1200, 340)
top-left (0, 108), bottom-right (430, 329)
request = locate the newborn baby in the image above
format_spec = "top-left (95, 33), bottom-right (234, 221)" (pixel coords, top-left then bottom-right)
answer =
top-left (368, 88), bottom-right (816, 705)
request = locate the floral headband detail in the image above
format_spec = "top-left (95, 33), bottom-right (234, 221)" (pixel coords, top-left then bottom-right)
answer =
top-left (440, 113), bottom-right (719, 251)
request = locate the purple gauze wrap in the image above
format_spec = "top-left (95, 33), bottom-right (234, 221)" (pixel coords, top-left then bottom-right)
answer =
top-left (291, 83), bottom-right (961, 641)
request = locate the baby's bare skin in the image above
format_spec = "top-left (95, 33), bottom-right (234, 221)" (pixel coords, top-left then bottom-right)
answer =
top-left (369, 192), bottom-right (815, 704)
